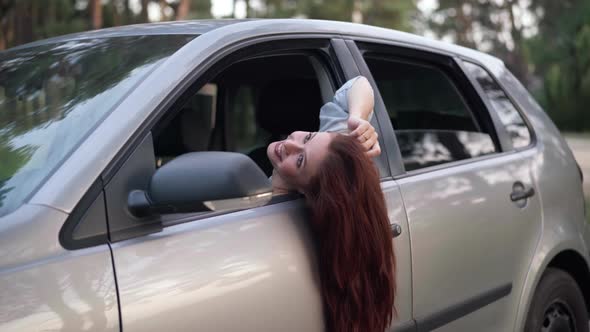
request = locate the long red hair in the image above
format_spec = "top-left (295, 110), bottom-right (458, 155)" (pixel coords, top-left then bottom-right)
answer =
top-left (305, 134), bottom-right (397, 332)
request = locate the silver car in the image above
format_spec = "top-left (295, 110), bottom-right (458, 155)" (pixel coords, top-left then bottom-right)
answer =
top-left (0, 19), bottom-right (589, 332)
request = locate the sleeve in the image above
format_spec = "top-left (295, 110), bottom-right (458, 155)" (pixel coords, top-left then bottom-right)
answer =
top-left (318, 76), bottom-right (372, 133)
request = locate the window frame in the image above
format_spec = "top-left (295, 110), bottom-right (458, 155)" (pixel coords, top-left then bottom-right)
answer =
top-left (458, 58), bottom-right (537, 151)
top-left (349, 40), bottom-right (505, 177)
top-left (99, 36), bottom-right (362, 242)
top-left (100, 36), bottom-right (345, 183)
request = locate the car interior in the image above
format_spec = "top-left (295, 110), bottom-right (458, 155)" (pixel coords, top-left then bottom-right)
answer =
top-left (152, 52), bottom-right (333, 177)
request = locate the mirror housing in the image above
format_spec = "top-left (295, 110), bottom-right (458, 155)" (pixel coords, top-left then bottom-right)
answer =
top-left (128, 152), bottom-right (272, 217)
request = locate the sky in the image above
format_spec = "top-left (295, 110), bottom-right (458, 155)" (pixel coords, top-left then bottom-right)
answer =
top-left (211, 0), bottom-right (248, 18)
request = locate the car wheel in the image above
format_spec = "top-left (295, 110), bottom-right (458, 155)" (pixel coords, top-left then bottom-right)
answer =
top-left (525, 268), bottom-right (589, 332)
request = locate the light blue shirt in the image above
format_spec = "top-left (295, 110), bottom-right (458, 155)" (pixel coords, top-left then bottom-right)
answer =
top-left (319, 76), bottom-right (372, 133)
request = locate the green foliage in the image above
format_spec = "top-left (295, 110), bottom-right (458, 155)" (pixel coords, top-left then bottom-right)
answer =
top-left (1, 0), bottom-right (589, 133)
top-left (526, 0), bottom-right (590, 131)
top-left (364, 0), bottom-right (415, 31)
top-left (422, 0), bottom-right (590, 132)
top-left (188, 0), bottom-right (213, 19)
top-left (300, 0), bottom-right (355, 21)
top-left (248, 0), bottom-right (416, 31)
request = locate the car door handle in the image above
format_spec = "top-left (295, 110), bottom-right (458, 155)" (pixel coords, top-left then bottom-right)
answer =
top-left (510, 182), bottom-right (535, 202)
top-left (391, 223), bottom-right (402, 238)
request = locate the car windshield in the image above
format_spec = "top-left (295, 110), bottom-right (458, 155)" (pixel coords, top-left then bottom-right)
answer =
top-left (0, 35), bottom-right (195, 217)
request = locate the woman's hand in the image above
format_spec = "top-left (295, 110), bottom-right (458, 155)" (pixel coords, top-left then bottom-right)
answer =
top-left (348, 116), bottom-right (381, 158)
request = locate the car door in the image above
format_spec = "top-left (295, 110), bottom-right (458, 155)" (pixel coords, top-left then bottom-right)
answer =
top-left (104, 36), bottom-right (413, 332)
top-left (349, 40), bottom-right (542, 331)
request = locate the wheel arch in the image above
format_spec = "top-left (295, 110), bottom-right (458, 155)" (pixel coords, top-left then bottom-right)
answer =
top-left (546, 249), bottom-right (590, 315)
top-left (514, 237), bottom-right (590, 331)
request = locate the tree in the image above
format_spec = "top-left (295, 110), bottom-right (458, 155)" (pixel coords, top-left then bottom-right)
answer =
top-left (422, 0), bottom-right (530, 85)
top-left (301, 0), bottom-right (355, 21)
top-left (0, 0), bottom-right (89, 50)
top-left (141, 0), bottom-right (149, 22)
top-left (187, 0), bottom-right (212, 19)
top-left (526, 0), bottom-right (590, 131)
top-left (363, 0), bottom-right (416, 31)
top-left (176, 0), bottom-right (190, 20)
top-left (90, 0), bottom-right (103, 29)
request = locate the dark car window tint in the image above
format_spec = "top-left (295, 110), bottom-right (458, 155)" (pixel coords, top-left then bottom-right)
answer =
top-left (463, 61), bottom-right (531, 149)
top-left (226, 85), bottom-right (271, 154)
top-left (0, 35), bottom-right (194, 217)
top-left (364, 55), bottom-right (496, 171)
top-left (154, 83), bottom-right (217, 167)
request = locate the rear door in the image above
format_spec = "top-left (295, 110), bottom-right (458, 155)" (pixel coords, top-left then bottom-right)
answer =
top-left (349, 40), bottom-right (542, 331)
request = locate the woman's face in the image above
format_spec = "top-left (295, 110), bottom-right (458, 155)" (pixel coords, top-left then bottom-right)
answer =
top-left (267, 131), bottom-right (334, 188)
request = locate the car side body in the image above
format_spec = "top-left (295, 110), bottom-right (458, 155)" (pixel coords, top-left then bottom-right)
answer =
top-left (0, 19), bottom-right (588, 332)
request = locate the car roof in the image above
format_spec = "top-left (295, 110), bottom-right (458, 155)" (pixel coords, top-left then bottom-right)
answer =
top-left (6, 19), bottom-right (247, 51)
top-left (8, 19), bottom-right (503, 69)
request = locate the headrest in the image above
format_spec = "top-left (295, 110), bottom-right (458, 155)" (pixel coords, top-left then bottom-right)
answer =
top-left (256, 79), bottom-right (322, 136)
top-left (155, 106), bottom-right (211, 157)
top-left (181, 106), bottom-right (211, 151)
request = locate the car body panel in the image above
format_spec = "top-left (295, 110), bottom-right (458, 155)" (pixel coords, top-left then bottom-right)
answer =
top-left (493, 67), bottom-right (590, 331)
top-left (112, 200), bottom-right (325, 332)
top-left (381, 180), bottom-right (414, 328)
top-left (0, 205), bottom-right (118, 331)
top-left (5, 20), bottom-right (238, 51)
top-left (110, 180), bottom-right (411, 332)
top-left (396, 147), bottom-right (542, 331)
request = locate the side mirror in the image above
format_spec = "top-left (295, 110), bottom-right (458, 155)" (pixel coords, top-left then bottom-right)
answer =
top-left (128, 152), bottom-right (272, 217)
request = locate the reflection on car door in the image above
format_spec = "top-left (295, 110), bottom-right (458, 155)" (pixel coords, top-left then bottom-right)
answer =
top-left (112, 194), bottom-right (325, 331)
top-left (397, 152), bottom-right (541, 331)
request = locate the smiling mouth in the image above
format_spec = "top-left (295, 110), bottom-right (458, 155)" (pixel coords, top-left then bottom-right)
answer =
top-left (274, 142), bottom-right (283, 162)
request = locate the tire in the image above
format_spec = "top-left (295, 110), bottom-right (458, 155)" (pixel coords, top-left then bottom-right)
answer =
top-left (524, 268), bottom-right (589, 332)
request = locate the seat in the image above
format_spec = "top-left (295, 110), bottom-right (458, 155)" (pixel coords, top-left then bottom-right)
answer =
top-left (154, 105), bottom-right (212, 166)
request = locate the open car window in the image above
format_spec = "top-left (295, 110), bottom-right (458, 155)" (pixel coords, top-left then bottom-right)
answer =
top-left (153, 53), bottom-right (329, 178)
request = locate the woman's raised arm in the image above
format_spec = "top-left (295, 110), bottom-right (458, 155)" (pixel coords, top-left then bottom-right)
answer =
top-left (347, 76), bottom-right (375, 121)
top-left (346, 77), bottom-right (381, 157)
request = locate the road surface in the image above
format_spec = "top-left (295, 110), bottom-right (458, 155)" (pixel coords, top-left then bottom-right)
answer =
top-left (565, 135), bottom-right (590, 197)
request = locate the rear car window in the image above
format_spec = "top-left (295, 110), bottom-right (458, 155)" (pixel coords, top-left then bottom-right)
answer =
top-left (364, 55), bottom-right (496, 171)
top-left (462, 61), bottom-right (532, 149)
top-left (0, 35), bottom-right (195, 217)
